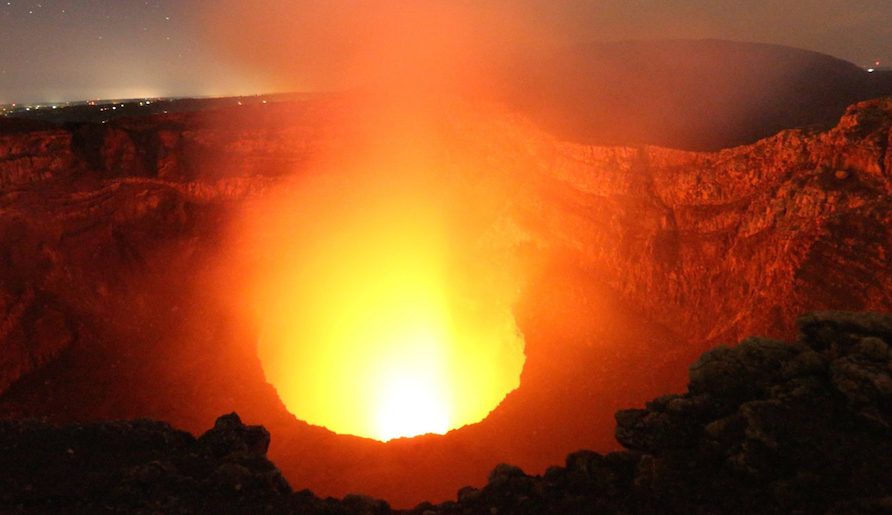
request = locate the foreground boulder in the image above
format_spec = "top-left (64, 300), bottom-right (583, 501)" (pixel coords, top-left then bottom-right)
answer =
top-left (0, 412), bottom-right (389, 514)
top-left (418, 311), bottom-right (892, 514)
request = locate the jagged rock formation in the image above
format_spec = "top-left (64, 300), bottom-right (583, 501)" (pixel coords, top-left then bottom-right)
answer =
top-left (0, 102), bottom-right (332, 394)
top-left (2, 312), bottom-right (889, 514)
top-left (0, 412), bottom-right (388, 514)
top-left (412, 311), bottom-right (892, 515)
top-left (4, 97), bottom-right (890, 392)
top-left (534, 98), bottom-right (892, 348)
top-left (1, 96), bottom-right (891, 505)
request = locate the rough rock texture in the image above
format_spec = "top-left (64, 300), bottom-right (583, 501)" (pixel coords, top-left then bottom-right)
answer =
top-left (4, 98), bottom-right (890, 395)
top-left (0, 99), bottom-right (892, 391)
top-left (524, 98), bottom-right (892, 347)
top-left (413, 312), bottom-right (892, 515)
top-left (0, 412), bottom-right (390, 514)
top-left (0, 102), bottom-right (334, 394)
top-left (2, 312), bottom-right (889, 514)
top-left (1, 97), bottom-right (891, 505)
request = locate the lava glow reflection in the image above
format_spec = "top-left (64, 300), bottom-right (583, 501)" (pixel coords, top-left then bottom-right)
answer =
top-left (245, 144), bottom-right (527, 441)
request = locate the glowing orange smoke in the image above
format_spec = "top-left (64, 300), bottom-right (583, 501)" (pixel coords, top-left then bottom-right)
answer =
top-left (237, 122), bottom-right (527, 441)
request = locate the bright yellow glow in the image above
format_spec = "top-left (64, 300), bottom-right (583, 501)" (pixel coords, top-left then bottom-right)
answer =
top-left (246, 143), bottom-right (527, 441)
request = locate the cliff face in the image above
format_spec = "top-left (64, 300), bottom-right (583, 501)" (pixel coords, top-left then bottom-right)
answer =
top-left (0, 97), bottom-right (890, 505)
top-left (0, 103), bottom-right (337, 394)
top-left (533, 99), bottom-right (892, 347)
top-left (0, 129), bottom-right (78, 187)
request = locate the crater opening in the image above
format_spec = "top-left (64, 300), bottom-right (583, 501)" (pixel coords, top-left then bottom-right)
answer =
top-left (239, 131), bottom-right (528, 442)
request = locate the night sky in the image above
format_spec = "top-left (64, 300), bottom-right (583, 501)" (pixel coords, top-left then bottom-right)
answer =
top-left (1, 0), bottom-right (891, 104)
top-left (0, 0), bottom-right (265, 103)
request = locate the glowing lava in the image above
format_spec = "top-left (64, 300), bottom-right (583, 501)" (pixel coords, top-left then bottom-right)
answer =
top-left (244, 141), bottom-right (527, 441)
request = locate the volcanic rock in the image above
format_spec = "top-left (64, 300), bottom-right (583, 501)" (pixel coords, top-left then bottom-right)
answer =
top-left (0, 411), bottom-right (398, 514)
top-left (0, 413), bottom-right (296, 513)
top-left (2, 97), bottom-right (891, 397)
top-left (2, 311), bottom-right (889, 513)
top-left (416, 311), bottom-right (892, 514)
top-left (1, 95), bottom-right (892, 504)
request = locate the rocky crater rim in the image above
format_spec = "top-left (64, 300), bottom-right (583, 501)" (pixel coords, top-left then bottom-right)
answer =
top-left (1, 310), bottom-right (890, 514)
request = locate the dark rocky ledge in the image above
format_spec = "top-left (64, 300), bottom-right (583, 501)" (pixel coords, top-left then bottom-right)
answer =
top-left (2, 311), bottom-right (891, 514)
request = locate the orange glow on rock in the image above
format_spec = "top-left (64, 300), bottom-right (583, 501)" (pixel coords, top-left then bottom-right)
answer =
top-left (237, 120), bottom-right (527, 441)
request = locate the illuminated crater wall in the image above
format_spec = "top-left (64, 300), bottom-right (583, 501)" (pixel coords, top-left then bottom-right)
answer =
top-left (1, 98), bottom-right (891, 507)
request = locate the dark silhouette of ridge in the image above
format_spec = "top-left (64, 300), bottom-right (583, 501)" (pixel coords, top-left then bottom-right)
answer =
top-left (8, 41), bottom-right (892, 151)
top-left (499, 39), bottom-right (892, 150)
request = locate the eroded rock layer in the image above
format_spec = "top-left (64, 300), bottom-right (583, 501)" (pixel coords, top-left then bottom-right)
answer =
top-left (0, 97), bottom-right (891, 504)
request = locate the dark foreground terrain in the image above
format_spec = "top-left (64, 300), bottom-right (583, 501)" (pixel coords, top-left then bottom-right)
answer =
top-left (3, 311), bottom-right (890, 514)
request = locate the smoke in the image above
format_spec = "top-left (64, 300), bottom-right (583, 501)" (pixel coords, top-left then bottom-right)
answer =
top-left (217, 98), bottom-right (533, 440)
top-left (200, 2), bottom-right (882, 151)
top-left (203, 0), bottom-right (544, 97)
